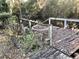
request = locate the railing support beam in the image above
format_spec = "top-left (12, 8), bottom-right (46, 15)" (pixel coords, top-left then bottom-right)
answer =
top-left (49, 19), bottom-right (51, 24)
top-left (29, 21), bottom-right (32, 28)
top-left (64, 20), bottom-right (67, 29)
top-left (49, 25), bottom-right (53, 46)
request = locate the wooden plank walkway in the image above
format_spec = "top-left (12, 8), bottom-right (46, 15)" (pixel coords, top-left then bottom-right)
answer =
top-left (52, 27), bottom-right (79, 56)
top-left (30, 47), bottom-right (72, 59)
top-left (30, 26), bottom-right (79, 59)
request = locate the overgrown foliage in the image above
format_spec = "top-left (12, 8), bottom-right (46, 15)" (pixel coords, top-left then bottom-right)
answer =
top-left (40, 0), bottom-right (74, 19)
top-left (0, 0), bottom-right (9, 12)
top-left (8, 15), bottom-right (18, 24)
top-left (18, 31), bottom-right (39, 54)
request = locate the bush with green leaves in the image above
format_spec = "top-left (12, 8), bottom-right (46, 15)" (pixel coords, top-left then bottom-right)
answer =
top-left (18, 31), bottom-right (39, 54)
top-left (8, 15), bottom-right (18, 24)
top-left (0, 0), bottom-right (9, 13)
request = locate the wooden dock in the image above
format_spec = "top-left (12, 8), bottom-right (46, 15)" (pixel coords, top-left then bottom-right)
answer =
top-left (30, 26), bottom-right (79, 59)
top-left (52, 27), bottom-right (79, 56)
top-left (30, 47), bottom-right (72, 59)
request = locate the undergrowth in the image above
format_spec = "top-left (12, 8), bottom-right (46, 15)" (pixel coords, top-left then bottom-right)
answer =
top-left (18, 31), bottom-right (40, 54)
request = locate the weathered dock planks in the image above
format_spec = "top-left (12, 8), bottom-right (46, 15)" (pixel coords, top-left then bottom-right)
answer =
top-left (30, 47), bottom-right (72, 59)
top-left (52, 27), bottom-right (79, 55)
top-left (31, 25), bottom-right (79, 59)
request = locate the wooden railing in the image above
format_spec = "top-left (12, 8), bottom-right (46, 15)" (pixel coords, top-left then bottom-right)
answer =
top-left (20, 18), bottom-right (53, 46)
top-left (20, 18), bottom-right (39, 33)
top-left (48, 17), bottom-right (79, 29)
top-left (20, 17), bottom-right (79, 46)
top-left (20, 18), bottom-right (39, 28)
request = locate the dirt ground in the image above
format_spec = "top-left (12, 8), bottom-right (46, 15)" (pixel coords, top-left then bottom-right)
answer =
top-left (0, 32), bottom-right (29, 59)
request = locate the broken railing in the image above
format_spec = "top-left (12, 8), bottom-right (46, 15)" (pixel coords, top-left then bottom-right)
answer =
top-left (20, 17), bottom-right (79, 47)
top-left (20, 18), bottom-right (53, 46)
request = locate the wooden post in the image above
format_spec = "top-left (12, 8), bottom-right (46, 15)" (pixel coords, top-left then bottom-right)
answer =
top-left (29, 21), bottom-right (31, 29)
top-left (49, 25), bottom-right (53, 46)
top-left (49, 18), bottom-right (51, 24)
top-left (64, 20), bottom-right (67, 29)
top-left (20, 20), bottom-right (22, 23)
top-left (48, 18), bottom-right (53, 46)
top-left (21, 24), bottom-right (25, 34)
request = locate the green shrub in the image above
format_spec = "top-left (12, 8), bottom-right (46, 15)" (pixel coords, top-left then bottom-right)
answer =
top-left (8, 15), bottom-right (18, 24)
top-left (18, 31), bottom-right (39, 54)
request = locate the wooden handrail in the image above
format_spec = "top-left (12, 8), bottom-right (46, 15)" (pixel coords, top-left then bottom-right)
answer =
top-left (49, 17), bottom-right (79, 22)
top-left (21, 18), bottom-right (39, 23)
top-left (48, 17), bottom-right (79, 29)
top-left (20, 17), bottom-right (79, 46)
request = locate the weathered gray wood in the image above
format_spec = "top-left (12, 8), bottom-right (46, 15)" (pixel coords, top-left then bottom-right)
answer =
top-left (29, 21), bottom-right (32, 28)
top-left (49, 19), bottom-right (51, 24)
top-left (30, 47), bottom-right (72, 59)
top-left (30, 47), bottom-right (51, 59)
top-left (49, 25), bottom-right (53, 46)
top-left (48, 17), bottom-right (79, 28)
top-left (64, 20), bottom-right (67, 29)
top-left (52, 28), bottom-right (79, 55)
top-left (32, 25), bottom-right (79, 56)
top-left (49, 17), bottom-right (79, 22)
top-left (21, 18), bottom-right (38, 23)
top-left (41, 48), bottom-right (56, 58)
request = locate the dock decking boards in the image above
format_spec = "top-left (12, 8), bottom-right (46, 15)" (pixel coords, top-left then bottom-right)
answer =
top-left (30, 26), bottom-right (79, 59)
top-left (52, 27), bottom-right (79, 55)
top-left (30, 47), bottom-right (72, 59)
